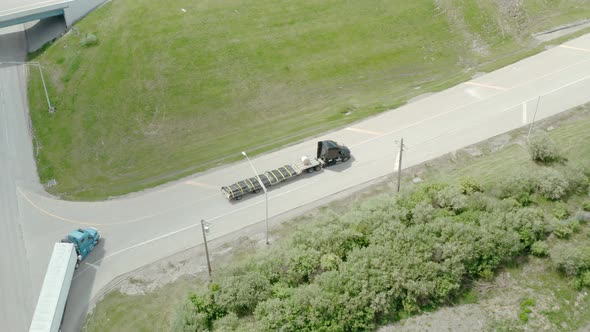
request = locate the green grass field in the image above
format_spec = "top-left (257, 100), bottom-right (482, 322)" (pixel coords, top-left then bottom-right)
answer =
top-left (28, 0), bottom-right (590, 199)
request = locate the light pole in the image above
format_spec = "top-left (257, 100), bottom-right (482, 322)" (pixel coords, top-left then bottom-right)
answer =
top-left (241, 151), bottom-right (269, 245)
top-left (200, 219), bottom-right (212, 280)
top-left (527, 96), bottom-right (541, 141)
top-left (0, 61), bottom-right (54, 112)
top-left (395, 138), bottom-right (406, 192)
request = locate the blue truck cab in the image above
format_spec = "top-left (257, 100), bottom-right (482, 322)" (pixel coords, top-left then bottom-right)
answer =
top-left (62, 227), bottom-right (100, 262)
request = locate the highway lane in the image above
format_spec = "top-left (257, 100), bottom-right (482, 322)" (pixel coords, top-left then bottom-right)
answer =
top-left (0, 25), bottom-right (42, 331)
top-left (1, 25), bottom-right (590, 330)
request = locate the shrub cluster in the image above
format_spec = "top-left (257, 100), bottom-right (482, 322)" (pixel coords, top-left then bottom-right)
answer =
top-left (550, 244), bottom-right (590, 277)
top-left (498, 165), bottom-right (588, 202)
top-left (175, 165), bottom-right (588, 331)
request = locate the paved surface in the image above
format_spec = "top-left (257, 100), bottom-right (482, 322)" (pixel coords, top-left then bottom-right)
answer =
top-left (2, 24), bottom-right (590, 331)
top-left (0, 24), bottom-right (42, 331)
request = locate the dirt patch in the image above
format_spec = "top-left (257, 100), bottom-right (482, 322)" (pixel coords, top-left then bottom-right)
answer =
top-left (381, 271), bottom-right (553, 332)
top-left (495, 0), bottom-right (528, 40)
top-left (434, 0), bottom-right (491, 58)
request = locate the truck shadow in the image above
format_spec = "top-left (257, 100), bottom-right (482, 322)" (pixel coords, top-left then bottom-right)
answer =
top-left (62, 238), bottom-right (107, 331)
top-left (323, 156), bottom-right (355, 173)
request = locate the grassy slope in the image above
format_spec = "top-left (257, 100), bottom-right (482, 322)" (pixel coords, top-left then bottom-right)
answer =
top-left (28, 0), bottom-right (590, 199)
top-left (83, 105), bottom-right (590, 331)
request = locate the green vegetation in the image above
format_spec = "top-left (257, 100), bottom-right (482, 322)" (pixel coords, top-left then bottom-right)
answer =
top-left (84, 106), bottom-right (590, 331)
top-left (83, 276), bottom-right (198, 332)
top-left (519, 298), bottom-right (536, 323)
top-left (28, 0), bottom-right (590, 199)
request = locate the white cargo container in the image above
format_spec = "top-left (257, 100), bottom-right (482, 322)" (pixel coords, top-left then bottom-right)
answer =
top-left (29, 243), bottom-right (77, 332)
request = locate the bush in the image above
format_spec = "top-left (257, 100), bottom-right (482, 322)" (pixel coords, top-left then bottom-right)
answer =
top-left (561, 165), bottom-right (589, 195)
top-left (530, 241), bottom-right (549, 257)
top-left (552, 203), bottom-right (569, 220)
top-left (550, 243), bottom-right (590, 276)
top-left (319, 253), bottom-right (341, 271)
top-left (433, 186), bottom-right (467, 212)
top-left (285, 247), bottom-right (322, 285)
top-left (172, 300), bottom-right (209, 332)
top-left (216, 272), bottom-right (273, 316)
top-left (527, 132), bottom-right (562, 163)
top-left (574, 271), bottom-right (590, 289)
top-left (551, 220), bottom-right (578, 239)
top-left (583, 201), bottom-right (590, 212)
top-left (535, 167), bottom-right (569, 200)
top-left (80, 33), bottom-right (99, 47)
top-left (459, 176), bottom-right (483, 195)
top-left (506, 208), bottom-right (546, 247)
top-left (497, 170), bottom-right (536, 203)
top-left (213, 312), bottom-right (240, 331)
top-left (410, 201), bottom-right (436, 224)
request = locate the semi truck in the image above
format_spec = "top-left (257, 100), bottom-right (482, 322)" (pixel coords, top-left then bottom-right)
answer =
top-left (29, 228), bottom-right (100, 332)
top-left (222, 140), bottom-right (351, 200)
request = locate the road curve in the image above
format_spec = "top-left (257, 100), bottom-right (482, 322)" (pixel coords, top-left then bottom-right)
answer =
top-left (2, 26), bottom-right (590, 331)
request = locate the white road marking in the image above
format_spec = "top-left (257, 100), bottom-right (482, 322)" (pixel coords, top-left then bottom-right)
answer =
top-left (75, 180), bottom-right (318, 277)
top-left (16, 187), bottom-right (99, 226)
top-left (16, 186), bottom-right (218, 226)
top-left (560, 45), bottom-right (590, 53)
top-left (464, 81), bottom-right (508, 91)
top-left (345, 127), bottom-right (383, 136)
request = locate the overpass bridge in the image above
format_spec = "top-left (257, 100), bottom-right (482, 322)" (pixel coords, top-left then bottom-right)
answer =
top-left (0, 0), bottom-right (106, 52)
top-left (0, 0), bottom-right (106, 29)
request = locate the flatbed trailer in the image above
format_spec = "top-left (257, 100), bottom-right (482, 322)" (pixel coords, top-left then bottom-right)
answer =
top-left (222, 156), bottom-right (323, 200)
top-left (222, 140), bottom-right (351, 201)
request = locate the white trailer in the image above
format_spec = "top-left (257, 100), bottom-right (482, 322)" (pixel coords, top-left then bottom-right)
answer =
top-left (29, 243), bottom-right (77, 332)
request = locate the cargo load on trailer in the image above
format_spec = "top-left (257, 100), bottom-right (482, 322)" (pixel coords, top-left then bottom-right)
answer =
top-left (221, 140), bottom-right (351, 200)
top-left (29, 228), bottom-right (100, 332)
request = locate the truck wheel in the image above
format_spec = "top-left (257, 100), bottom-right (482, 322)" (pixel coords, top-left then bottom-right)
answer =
top-left (253, 189), bottom-right (260, 194)
top-left (307, 168), bottom-right (314, 173)
top-left (235, 195), bottom-right (243, 200)
top-left (314, 165), bottom-right (321, 171)
top-left (342, 156), bottom-right (350, 162)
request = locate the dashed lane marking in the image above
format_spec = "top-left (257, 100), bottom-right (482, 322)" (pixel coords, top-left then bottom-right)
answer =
top-left (560, 45), bottom-right (590, 53)
top-left (345, 127), bottom-right (383, 136)
top-left (464, 81), bottom-right (508, 91)
top-left (184, 180), bottom-right (218, 189)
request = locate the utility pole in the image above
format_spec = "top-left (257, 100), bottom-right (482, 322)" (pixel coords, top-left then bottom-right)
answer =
top-left (200, 219), bottom-right (212, 280)
top-left (396, 138), bottom-right (405, 192)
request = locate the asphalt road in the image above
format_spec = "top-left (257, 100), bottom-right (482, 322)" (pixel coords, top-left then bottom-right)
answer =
top-left (2, 25), bottom-right (590, 331)
top-left (0, 24), bottom-right (42, 331)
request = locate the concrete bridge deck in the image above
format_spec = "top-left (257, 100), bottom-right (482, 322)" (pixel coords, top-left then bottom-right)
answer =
top-left (0, 0), bottom-right (70, 29)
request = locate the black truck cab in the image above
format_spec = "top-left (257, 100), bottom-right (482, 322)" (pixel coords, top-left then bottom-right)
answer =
top-left (317, 140), bottom-right (351, 164)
